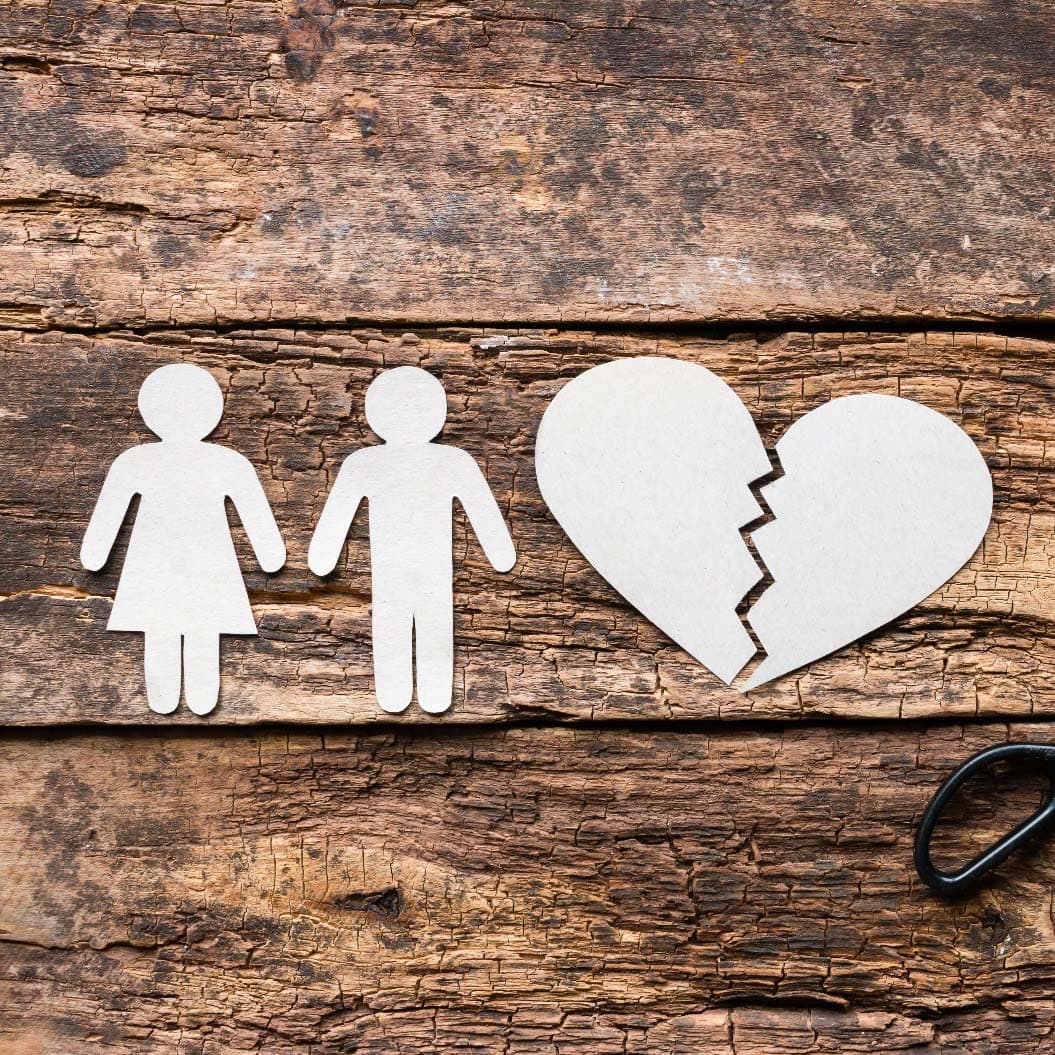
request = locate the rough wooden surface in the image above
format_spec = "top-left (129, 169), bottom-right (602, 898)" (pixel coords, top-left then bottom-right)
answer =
top-left (0, 0), bottom-right (1053, 328)
top-left (3, 325), bottom-right (1055, 725)
top-left (2, 722), bottom-right (1055, 1053)
top-left (5, 1), bottom-right (1055, 1049)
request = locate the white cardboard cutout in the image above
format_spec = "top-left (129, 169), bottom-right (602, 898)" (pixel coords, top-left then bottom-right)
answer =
top-left (308, 366), bottom-right (516, 715)
top-left (535, 358), bottom-right (993, 692)
top-left (80, 363), bottom-right (286, 715)
top-left (744, 393), bottom-right (993, 688)
top-left (535, 357), bottom-right (772, 684)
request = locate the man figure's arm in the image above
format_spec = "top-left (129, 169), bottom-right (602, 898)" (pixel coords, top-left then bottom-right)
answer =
top-left (308, 454), bottom-right (369, 576)
top-left (455, 452), bottom-right (516, 573)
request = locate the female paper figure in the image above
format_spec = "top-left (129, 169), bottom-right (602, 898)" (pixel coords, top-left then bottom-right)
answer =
top-left (308, 366), bottom-right (516, 715)
top-left (80, 363), bottom-right (286, 716)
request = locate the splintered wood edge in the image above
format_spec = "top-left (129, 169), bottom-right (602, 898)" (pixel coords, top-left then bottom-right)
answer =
top-left (3, 326), bottom-right (1055, 724)
top-left (0, 722), bottom-right (1053, 1052)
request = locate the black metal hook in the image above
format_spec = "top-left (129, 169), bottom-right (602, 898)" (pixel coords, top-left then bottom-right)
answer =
top-left (914, 742), bottom-right (1055, 897)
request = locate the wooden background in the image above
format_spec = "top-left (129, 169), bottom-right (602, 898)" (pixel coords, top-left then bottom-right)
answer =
top-left (2, 1), bottom-right (1055, 1051)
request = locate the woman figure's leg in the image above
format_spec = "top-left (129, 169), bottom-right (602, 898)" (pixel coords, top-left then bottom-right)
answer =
top-left (184, 632), bottom-right (220, 716)
top-left (144, 632), bottom-right (181, 714)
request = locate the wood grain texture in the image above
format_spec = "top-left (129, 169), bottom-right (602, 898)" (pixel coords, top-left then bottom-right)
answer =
top-left (4, 2), bottom-right (1054, 1051)
top-left (2, 722), bottom-right (1055, 1053)
top-left (4, 325), bottom-right (1055, 725)
top-left (0, 0), bottom-right (1052, 328)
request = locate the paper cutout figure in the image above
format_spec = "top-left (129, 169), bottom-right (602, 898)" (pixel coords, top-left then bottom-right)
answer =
top-left (743, 393), bottom-right (993, 688)
top-left (536, 357), bottom-right (771, 684)
top-left (535, 357), bottom-right (993, 691)
top-left (308, 366), bottom-right (516, 715)
top-left (80, 363), bottom-right (286, 715)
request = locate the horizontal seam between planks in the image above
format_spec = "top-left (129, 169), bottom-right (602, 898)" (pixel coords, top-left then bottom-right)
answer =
top-left (6, 315), bottom-right (1055, 341)
top-left (0, 716), bottom-right (1050, 741)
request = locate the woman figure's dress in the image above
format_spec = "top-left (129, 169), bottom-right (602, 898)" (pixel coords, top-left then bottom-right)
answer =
top-left (106, 442), bottom-right (263, 635)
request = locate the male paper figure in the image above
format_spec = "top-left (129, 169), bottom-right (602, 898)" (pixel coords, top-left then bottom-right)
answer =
top-left (80, 363), bottom-right (286, 716)
top-left (308, 366), bottom-right (516, 715)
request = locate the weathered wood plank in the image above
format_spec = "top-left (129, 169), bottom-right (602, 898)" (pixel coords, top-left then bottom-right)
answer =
top-left (4, 325), bottom-right (1055, 724)
top-left (2, 723), bottom-right (1055, 1052)
top-left (0, 1), bottom-right (1052, 327)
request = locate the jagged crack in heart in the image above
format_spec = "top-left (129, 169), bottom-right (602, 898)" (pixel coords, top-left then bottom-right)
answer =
top-left (733, 450), bottom-right (785, 687)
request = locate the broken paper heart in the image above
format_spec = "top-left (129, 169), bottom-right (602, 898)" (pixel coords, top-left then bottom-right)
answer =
top-left (535, 357), bottom-right (993, 690)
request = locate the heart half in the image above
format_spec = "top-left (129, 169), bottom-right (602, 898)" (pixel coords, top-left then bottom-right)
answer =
top-left (535, 358), bottom-right (994, 691)
top-left (535, 357), bottom-right (772, 685)
top-left (743, 393), bottom-right (993, 689)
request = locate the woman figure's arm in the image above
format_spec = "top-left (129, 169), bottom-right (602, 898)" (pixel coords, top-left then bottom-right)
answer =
top-left (227, 456), bottom-right (286, 574)
top-left (80, 450), bottom-right (140, 572)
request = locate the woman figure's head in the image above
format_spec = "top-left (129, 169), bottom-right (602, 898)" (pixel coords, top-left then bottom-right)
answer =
top-left (138, 363), bottom-right (224, 441)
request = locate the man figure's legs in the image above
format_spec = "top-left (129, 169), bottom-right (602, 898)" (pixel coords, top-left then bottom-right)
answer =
top-left (373, 589), bottom-right (414, 714)
top-left (414, 578), bottom-right (454, 714)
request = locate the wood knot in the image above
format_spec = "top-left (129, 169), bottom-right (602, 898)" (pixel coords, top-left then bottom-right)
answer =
top-left (279, 2), bottom-right (336, 82)
top-left (333, 886), bottom-right (403, 919)
top-left (980, 906), bottom-right (1008, 944)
